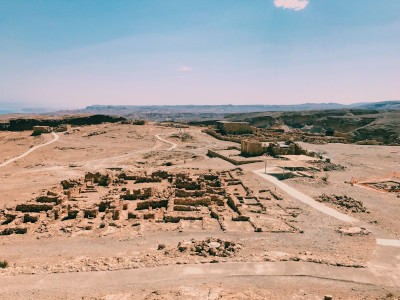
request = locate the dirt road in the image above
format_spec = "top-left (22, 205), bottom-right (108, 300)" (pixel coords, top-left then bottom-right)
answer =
top-left (253, 168), bottom-right (400, 248)
top-left (253, 168), bottom-right (359, 224)
top-left (0, 261), bottom-right (397, 296)
top-left (0, 132), bottom-right (59, 169)
top-left (155, 133), bottom-right (177, 150)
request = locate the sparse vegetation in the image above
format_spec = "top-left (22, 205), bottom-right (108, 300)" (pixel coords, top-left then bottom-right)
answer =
top-left (0, 260), bottom-right (8, 268)
top-left (170, 132), bottom-right (193, 142)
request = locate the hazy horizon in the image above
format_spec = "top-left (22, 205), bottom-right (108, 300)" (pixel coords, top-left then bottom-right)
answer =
top-left (1, 0), bottom-right (399, 107)
top-left (2, 99), bottom-right (399, 116)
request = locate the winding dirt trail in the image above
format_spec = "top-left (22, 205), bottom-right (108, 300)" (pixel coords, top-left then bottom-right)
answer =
top-left (155, 133), bottom-right (177, 150)
top-left (0, 132), bottom-right (59, 169)
top-left (80, 132), bottom-right (178, 170)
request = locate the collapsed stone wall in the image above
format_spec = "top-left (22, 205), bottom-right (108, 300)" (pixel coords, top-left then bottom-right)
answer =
top-left (85, 172), bottom-right (111, 186)
top-left (316, 194), bottom-right (367, 213)
top-left (121, 188), bottom-right (153, 200)
top-left (175, 178), bottom-right (202, 190)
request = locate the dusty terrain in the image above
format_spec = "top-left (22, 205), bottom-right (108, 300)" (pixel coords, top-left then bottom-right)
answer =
top-left (0, 122), bottom-right (399, 299)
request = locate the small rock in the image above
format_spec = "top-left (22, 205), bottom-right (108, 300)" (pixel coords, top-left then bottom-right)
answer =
top-left (208, 242), bottom-right (221, 248)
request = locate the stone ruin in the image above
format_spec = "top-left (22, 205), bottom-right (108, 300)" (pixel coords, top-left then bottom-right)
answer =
top-left (265, 141), bottom-right (315, 157)
top-left (316, 194), bottom-right (368, 213)
top-left (216, 121), bottom-right (254, 135)
top-left (0, 168), bottom-right (301, 237)
top-left (240, 140), bottom-right (265, 156)
top-left (32, 126), bottom-right (52, 135)
top-left (54, 124), bottom-right (70, 132)
top-left (350, 172), bottom-right (400, 197)
top-left (241, 140), bottom-right (317, 158)
top-left (121, 119), bottom-right (148, 125)
top-left (206, 122), bottom-right (346, 145)
top-left (176, 237), bottom-right (241, 257)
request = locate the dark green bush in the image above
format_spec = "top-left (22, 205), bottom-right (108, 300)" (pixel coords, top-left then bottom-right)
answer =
top-left (0, 260), bottom-right (8, 268)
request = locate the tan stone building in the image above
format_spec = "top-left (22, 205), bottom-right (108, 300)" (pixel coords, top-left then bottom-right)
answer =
top-left (33, 126), bottom-right (51, 134)
top-left (216, 121), bottom-right (254, 135)
top-left (55, 124), bottom-right (70, 132)
top-left (241, 140), bottom-right (266, 156)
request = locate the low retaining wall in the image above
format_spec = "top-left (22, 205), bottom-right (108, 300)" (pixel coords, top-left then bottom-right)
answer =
top-left (207, 150), bottom-right (262, 165)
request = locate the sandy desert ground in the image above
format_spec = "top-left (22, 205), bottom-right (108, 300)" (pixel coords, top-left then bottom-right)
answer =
top-left (0, 122), bottom-right (399, 299)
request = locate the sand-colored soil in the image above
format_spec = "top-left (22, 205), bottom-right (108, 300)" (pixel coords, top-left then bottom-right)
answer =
top-left (0, 123), bottom-right (399, 299)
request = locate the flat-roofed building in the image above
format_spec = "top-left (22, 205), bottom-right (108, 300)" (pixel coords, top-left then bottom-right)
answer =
top-left (33, 126), bottom-right (51, 135)
top-left (216, 121), bottom-right (253, 135)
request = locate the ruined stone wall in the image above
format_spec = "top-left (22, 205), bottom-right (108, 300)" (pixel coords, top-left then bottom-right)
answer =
top-left (218, 122), bottom-right (254, 135)
top-left (173, 197), bottom-right (211, 206)
top-left (266, 142), bottom-right (317, 157)
top-left (241, 140), bottom-right (264, 156)
top-left (207, 150), bottom-right (262, 165)
top-left (33, 126), bottom-right (51, 134)
top-left (55, 124), bottom-right (70, 132)
top-left (203, 128), bottom-right (242, 143)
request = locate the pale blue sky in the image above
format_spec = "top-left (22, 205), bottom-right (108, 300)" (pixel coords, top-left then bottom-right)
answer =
top-left (0, 0), bottom-right (399, 108)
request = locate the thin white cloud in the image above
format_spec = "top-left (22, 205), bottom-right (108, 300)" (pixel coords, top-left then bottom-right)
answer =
top-left (179, 66), bottom-right (192, 72)
top-left (274, 0), bottom-right (309, 11)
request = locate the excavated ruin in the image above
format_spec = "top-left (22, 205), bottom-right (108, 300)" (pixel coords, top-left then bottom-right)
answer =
top-left (316, 194), bottom-right (368, 213)
top-left (0, 169), bottom-right (301, 237)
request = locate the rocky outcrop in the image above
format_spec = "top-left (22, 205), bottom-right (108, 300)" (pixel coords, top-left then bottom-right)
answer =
top-left (0, 114), bottom-right (125, 131)
top-left (223, 109), bottom-right (400, 145)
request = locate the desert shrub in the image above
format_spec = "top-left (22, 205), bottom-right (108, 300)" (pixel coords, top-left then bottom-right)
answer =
top-left (0, 260), bottom-right (8, 268)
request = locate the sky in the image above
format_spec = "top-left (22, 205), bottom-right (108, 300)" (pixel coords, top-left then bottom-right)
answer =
top-left (0, 0), bottom-right (399, 108)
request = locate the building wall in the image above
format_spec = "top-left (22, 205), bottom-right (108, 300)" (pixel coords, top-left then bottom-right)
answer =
top-left (241, 140), bottom-right (264, 156)
top-left (33, 126), bottom-right (51, 134)
top-left (55, 124), bottom-right (70, 132)
top-left (217, 122), bottom-right (253, 135)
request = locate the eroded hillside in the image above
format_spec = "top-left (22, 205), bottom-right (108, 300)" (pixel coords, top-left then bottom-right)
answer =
top-left (223, 109), bottom-right (400, 145)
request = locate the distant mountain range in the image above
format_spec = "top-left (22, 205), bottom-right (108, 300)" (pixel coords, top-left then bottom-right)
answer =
top-left (1, 100), bottom-right (399, 122)
top-left (77, 101), bottom-right (400, 121)
top-left (83, 100), bottom-right (400, 114)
